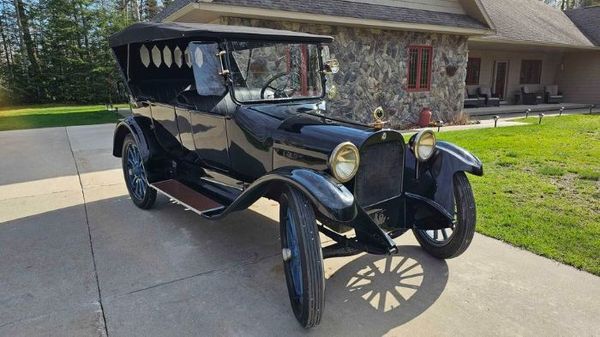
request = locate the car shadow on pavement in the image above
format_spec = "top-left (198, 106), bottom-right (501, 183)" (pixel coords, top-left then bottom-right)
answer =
top-left (321, 247), bottom-right (449, 335)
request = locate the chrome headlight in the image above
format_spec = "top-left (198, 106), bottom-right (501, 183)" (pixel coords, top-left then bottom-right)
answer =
top-left (329, 142), bottom-right (360, 182)
top-left (412, 130), bottom-right (437, 161)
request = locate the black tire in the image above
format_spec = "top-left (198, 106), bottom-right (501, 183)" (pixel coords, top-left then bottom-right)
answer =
top-left (279, 187), bottom-right (325, 328)
top-left (122, 134), bottom-right (157, 209)
top-left (413, 172), bottom-right (476, 259)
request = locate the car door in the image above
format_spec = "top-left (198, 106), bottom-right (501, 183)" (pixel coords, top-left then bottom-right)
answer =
top-left (186, 42), bottom-right (231, 172)
top-left (151, 101), bottom-right (183, 154)
top-left (190, 97), bottom-right (231, 171)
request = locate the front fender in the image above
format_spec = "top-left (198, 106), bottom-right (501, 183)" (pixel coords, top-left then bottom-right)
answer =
top-left (435, 141), bottom-right (483, 177)
top-left (404, 141), bottom-right (482, 228)
top-left (206, 167), bottom-right (357, 222)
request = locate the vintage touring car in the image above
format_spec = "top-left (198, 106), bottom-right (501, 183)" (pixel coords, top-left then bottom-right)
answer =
top-left (109, 22), bottom-right (483, 328)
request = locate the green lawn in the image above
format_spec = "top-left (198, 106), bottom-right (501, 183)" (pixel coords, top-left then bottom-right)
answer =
top-left (0, 104), bottom-right (126, 131)
top-left (437, 115), bottom-right (600, 275)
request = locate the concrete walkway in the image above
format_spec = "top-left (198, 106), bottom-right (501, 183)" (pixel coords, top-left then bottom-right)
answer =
top-left (0, 124), bottom-right (599, 337)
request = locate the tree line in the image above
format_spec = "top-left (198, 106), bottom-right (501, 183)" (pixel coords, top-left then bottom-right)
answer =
top-left (0, 0), bottom-right (172, 106)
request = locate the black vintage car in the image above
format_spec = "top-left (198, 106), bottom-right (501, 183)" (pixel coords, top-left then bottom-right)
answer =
top-left (109, 22), bottom-right (483, 328)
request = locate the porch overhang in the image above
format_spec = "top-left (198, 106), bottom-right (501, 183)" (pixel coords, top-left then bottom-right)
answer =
top-left (164, 2), bottom-right (494, 36)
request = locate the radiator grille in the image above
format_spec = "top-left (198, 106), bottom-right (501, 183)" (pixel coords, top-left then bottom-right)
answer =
top-left (354, 140), bottom-right (404, 207)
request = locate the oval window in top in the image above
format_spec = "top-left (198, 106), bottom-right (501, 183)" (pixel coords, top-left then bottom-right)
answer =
top-left (163, 46), bottom-right (173, 68)
top-left (151, 45), bottom-right (162, 67)
top-left (173, 46), bottom-right (183, 68)
top-left (194, 47), bottom-right (204, 68)
top-left (184, 47), bottom-right (192, 68)
top-left (140, 44), bottom-right (150, 68)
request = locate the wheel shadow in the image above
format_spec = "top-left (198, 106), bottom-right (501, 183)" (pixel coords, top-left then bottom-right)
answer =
top-left (320, 246), bottom-right (449, 336)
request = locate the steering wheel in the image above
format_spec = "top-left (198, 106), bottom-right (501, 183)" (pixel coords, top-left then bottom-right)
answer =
top-left (260, 72), bottom-right (297, 99)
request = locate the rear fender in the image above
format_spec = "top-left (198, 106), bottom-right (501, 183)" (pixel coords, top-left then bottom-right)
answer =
top-left (113, 116), bottom-right (158, 161)
top-left (404, 141), bottom-right (483, 228)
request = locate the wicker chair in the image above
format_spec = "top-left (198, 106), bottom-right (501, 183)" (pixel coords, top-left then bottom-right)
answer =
top-left (478, 86), bottom-right (500, 107)
top-left (521, 86), bottom-right (542, 105)
top-left (545, 85), bottom-right (563, 104)
top-left (463, 87), bottom-right (485, 108)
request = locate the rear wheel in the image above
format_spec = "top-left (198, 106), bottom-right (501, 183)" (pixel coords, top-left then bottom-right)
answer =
top-left (413, 172), bottom-right (476, 259)
top-left (122, 134), bottom-right (156, 209)
top-left (279, 187), bottom-right (325, 328)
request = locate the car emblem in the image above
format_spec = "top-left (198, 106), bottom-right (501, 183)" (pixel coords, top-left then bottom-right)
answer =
top-left (381, 132), bottom-right (387, 140)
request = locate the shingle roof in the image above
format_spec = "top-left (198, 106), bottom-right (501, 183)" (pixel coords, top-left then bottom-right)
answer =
top-left (565, 6), bottom-right (600, 46)
top-left (476, 0), bottom-right (594, 48)
top-left (154, 0), bottom-right (489, 30)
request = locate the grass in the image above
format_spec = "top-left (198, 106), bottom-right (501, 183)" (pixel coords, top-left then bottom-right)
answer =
top-left (0, 104), bottom-right (126, 131)
top-left (437, 115), bottom-right (600, 275)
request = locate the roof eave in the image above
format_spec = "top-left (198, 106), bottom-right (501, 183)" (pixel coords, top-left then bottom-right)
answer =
top-left (164, 2), bottom-right (494, 36)
top-left (469, 36), bottom-right (600, 51)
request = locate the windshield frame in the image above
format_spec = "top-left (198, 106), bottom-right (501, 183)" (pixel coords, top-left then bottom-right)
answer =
top-left (224, 39), bottom-right (327, 105)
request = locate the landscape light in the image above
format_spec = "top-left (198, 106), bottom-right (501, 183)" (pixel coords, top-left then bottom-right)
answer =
top-left (525, 109), bottom-right (531, 118)
top-left (559, 107), bottom-right (564, 116)
top-left (436, 120), bottom-right (444, 132)
top-left (493, 115), bottom-right (500, 128)
top-left (538, 113), bottom-right (545, 124)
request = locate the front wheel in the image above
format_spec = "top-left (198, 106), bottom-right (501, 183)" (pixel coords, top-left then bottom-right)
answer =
top-left (122, 134), bottom-right (157, 209)
top-left (279, 187), bottom-right (325, 328)
top-left (413, 172), bottom-right (476, 259)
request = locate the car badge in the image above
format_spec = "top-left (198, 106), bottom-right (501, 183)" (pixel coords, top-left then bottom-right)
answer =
top-left (381, 132), bottom-right (387, 140)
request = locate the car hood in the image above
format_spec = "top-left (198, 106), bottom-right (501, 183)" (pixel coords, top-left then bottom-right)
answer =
top-left (243, 101), bottom-right (380, 155)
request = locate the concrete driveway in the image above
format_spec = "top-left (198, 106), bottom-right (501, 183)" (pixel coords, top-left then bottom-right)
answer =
top-left (0, 124), bottom-right (599, 337)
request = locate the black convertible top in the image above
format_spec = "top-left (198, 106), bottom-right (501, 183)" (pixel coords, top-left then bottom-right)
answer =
top-left (109, 22), bottom-right (334, 47)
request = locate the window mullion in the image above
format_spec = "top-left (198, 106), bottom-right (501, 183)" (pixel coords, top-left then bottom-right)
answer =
top-left (416, 48), bottom-right (423, 91)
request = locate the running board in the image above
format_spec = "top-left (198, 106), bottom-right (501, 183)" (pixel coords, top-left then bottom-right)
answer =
top-left (150, 179), bottom-right (224, 216)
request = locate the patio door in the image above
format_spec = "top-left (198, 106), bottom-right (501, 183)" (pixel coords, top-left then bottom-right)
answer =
top-left (493, 60), bottom-right (509, 100)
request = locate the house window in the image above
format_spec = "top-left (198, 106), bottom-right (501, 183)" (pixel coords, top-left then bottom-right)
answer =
top-left (407, 46), bottom-right (432, 91)
top-left (466, 57), bottom-right (481, 85)
top-left (520, 60), bottom-right (542, 84)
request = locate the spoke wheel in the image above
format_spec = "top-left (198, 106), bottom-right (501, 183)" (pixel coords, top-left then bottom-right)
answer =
top-left (280, 187), bottom-right (325, 328)
top-left (122, 134), bottom-right (156, 209)
top-left (413, 172), bottom-right (476, 259)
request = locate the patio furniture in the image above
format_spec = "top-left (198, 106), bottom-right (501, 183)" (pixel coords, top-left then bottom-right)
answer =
top-left (463, 87), bottom-right (485, 108)
top-left (545, 85), bottom-right (563, 104)
top-left (478, 86), bottom-right (500, 107)
top-left (521, 86), bottom-right (543, 105)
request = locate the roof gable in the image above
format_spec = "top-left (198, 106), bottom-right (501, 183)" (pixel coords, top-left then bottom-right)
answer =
top-left (565, 6), bottom-right (600, 46)
top-left (475, 0), bottom-right (594, 48)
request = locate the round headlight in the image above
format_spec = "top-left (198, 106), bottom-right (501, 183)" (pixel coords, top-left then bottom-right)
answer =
top-left (329, 142), bottom-right (360, 182)
top-left (413, 130), bottom-right (436, 161)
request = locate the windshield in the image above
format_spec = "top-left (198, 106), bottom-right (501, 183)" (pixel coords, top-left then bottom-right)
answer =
top-left (227, 41), bottom-right (324, 103)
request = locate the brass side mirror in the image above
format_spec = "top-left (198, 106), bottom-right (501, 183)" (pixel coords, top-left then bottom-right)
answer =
top-left (323, 59), bottom-right (339, 74)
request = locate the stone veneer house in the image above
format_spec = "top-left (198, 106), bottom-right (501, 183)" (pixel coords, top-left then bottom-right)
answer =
top-left (466, 0), bottom-right (600, 105)
top-left (153, 0), bottom-right (495, 126)
top-left (153, 0), bottom-right (600, 124)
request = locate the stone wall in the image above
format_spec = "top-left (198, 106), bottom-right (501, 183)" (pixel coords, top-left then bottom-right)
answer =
top-left (222, 17), bottom-right (469, 127)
